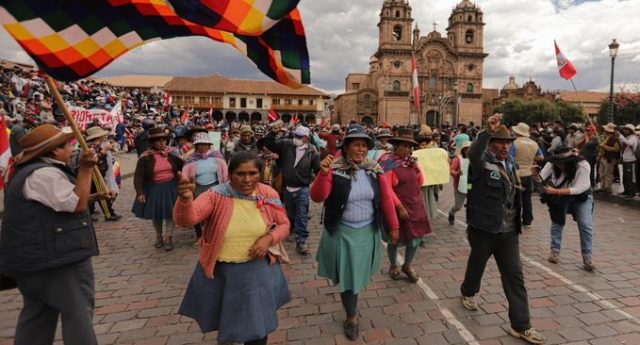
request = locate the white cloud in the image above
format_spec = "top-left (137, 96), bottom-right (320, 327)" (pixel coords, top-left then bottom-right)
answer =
top-left (1, 0), bottom-right (639, 94)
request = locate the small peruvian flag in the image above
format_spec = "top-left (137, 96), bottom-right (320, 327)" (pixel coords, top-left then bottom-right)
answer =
top-left (291, 111), bottom-right (299, 126)
top-left (268, 108), bottom-right (280, 122)
top-left (208, 107), bottom-right (213, 119)
top-left (164, 93), bottom-right (172, 110)
top-left (412, 53), bottom-right (421, 114)
top-left (554, 41), bottom-right (577, 80)
top-left (181, 110), bottom-right (189, 124)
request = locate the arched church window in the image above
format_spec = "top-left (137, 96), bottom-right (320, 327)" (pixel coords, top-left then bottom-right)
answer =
top-left (393, 80), bottom-right (401, 91)
top-left (466, 83), bottom-right (474, 93)
top-left (430, 76), bottom-right (437, 89)
top-left (393, 25), bottom-right (402, 41)
top-left (468, 15), bottom-right (473, 22)
top-left (364, 94), bottom-right (372, 107)
top-left (465, 30), bottom-right (474, 44)
top-left (395, 10), bottom-right (400, 18)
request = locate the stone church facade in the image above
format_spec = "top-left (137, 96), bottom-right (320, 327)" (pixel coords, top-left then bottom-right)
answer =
top-left (334, 0), bottom-right (487, 126)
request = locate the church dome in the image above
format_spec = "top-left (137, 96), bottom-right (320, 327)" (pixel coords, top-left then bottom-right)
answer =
top-left (502, 76), bottom-right (519, 90)
top-left (456, 0), bottom-right (475, 9)
top-left (427, 30), bottom-right (442, 39)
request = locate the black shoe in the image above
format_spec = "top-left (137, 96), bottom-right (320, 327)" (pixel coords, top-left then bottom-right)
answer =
top-left (296, 243), bottom-right (310, 255)
top-left (448, 213), bottom-right (455, 225)
top-left (343, 321), bottom-right (359, 341)
top-left (105, 214), bottom-right (122, 222)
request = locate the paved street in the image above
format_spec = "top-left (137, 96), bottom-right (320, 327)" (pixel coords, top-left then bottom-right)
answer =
top-left (2, 153), bottom-right (640, 344)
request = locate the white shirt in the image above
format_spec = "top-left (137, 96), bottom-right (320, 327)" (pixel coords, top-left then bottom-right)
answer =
top-left (619, 134), bottom-right (638, 163)
top-left (22, 157), bottom-right (79, 213)
top-left (540, 160), bottom-right (591, 195)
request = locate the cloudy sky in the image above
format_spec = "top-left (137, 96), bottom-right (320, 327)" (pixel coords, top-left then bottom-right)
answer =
top-left (1, 0), bottom-right (639, 95)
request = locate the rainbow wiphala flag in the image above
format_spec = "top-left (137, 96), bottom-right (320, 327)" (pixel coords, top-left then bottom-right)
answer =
top-left (0, 0), bottom-right (310, 88)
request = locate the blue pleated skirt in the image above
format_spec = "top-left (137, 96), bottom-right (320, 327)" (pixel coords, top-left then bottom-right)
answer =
top-left (178, 259), bottom-right (291, 342)
top-left (131, 180), bottom-right (177, 220)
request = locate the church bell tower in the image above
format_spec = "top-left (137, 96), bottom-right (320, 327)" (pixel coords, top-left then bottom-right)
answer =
top-left (378, 0), bottom-right (414, 50)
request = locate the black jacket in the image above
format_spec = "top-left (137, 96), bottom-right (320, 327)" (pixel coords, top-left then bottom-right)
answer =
top-left (0, 161), bottom-right (98, 274)
top-left (264, 132), bottom-right (320, 187)
top-left (466, 130), bottom-right (522, 233)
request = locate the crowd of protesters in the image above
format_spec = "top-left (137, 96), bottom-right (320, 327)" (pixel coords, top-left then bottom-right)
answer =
top-left (3, 65), bottom-right (640, 345)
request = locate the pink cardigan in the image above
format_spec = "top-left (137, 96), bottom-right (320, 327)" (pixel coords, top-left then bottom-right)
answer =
top-left (310, 170), bottom-right (400, 231)
top-left (173, 183), bottom-right (290, 278)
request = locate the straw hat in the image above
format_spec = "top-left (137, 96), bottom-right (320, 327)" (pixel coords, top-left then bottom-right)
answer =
top-left (14, 124), bottom-right (74, 166)
top-left (455, 140), bottom-right (472, 155)
top-left (85, 126), bottom-right (108, 141)
top-left (622, 124), bottom-right (636, 132)
top-left (602, 123), bottom-right (616, 133)
top-left (512, 123), bottom-right (530, 137)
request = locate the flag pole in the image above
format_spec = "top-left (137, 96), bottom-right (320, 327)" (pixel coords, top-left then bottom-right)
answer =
top-left (568, 78), bottom-right (595, 127)
top-left (44, 75), bottom-right (110, 194)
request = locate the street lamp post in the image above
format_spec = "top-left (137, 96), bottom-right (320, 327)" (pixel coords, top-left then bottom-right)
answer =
top-left (608, 39), bottom-right (619, 124)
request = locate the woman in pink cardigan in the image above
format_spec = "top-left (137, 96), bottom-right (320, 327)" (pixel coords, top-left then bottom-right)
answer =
top-left (174, 152), bottom-right (290, 345)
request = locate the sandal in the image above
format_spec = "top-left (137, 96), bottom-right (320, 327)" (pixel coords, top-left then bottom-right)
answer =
top-left (402, 264), bottom-right (419, 283)
top-left (389, 266), bottom-right (401, 280)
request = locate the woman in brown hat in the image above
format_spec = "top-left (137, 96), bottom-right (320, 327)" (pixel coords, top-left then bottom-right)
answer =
top-left (380, 128), bottom-right (431, 282)
top-left (132, 127), bottom-right (184, 250)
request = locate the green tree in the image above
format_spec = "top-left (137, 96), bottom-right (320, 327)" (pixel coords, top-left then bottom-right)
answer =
top-left (557, 101), bottom-right (586, 125)
top-left (597, 92), bottom-right (640, 125)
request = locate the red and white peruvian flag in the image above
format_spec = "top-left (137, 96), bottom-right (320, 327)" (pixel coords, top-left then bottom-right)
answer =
top-left (554, 41), bottom-right (577, 80)
top-left (164, 93), bottom-right (172, 110)
top-left (268, 108), bottom-right (280, 122)
top-left (208, 107), bottom-right (213, 119)
top-left (412, 53), bottom-right (421, 114)
top-left (0, 114), bottom-right (12, 190)
top-left (181, 110), bottom-right (189, 124)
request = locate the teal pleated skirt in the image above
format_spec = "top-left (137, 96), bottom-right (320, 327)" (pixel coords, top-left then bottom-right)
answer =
top-left (316, 223), bottom-right (382, 294)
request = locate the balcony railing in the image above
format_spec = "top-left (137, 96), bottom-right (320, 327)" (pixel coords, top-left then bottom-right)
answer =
top-left (271, 104), bottom-right (318, 111)
top-left (173, 101), bottom-right (223, 109)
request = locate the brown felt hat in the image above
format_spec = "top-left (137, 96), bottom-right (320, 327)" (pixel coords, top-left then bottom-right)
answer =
top-left (490, 125), bottom-right (515, 141)
top-left (389, 127), bottom-right (419, 147)
top-left (14, 124), bottom-right (75, 166)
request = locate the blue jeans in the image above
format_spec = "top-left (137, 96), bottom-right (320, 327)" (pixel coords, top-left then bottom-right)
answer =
top-left (283, 187), bottom-right (310, 244)
top-left (550, 194), bottom-right (594, 256)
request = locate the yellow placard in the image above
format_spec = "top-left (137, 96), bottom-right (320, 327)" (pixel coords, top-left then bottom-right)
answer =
top-left (413, 148), bottom-right (450, 186)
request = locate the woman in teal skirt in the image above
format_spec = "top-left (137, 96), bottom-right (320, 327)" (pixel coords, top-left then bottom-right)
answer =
top-left (310, 124), bottom-right (400, 341)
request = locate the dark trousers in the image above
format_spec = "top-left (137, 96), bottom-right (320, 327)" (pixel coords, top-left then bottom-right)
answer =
top-left (461, 229), bottom-right (531, 332)
top-left (520, 176), bottom-right (534, 226)
top-left (622, 161), bottom-right (638, 196)
top-left (13, 259), bottom-right (97, 345)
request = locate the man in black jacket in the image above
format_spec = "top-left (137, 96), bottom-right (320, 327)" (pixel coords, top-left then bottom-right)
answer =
top-left (460, 114), bottom-right (546, 345)
top-left (265, 124), bottom-right (320, 255)
top-left (1, 124), bottom-right (107, 345)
